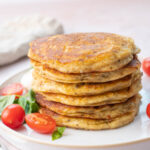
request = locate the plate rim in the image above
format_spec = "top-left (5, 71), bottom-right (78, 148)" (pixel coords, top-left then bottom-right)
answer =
top-left (0, 68), bottom-right (150, 148)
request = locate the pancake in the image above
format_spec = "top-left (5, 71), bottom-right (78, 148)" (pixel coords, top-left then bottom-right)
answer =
top-left (35, 79), bottom-right (142, 106)
top-left (31, 56), bottom-right (141, 83)
top-left (39, 100), bottom-right (140, 130)
top-left (32, 70), bottom-right (141, 96)
top-left (28, 33), bottom-right (140, 73)
top-left (37, 94), bottom-right (141, 119)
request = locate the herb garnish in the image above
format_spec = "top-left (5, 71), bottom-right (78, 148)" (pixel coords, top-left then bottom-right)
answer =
top-left (0, 89), bottom-right (39, 115)
top-left (52, 127), bottom-right (66, 141)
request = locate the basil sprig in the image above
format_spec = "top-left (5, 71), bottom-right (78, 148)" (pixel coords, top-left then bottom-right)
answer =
top-left (18, 89), bottom-right (39, 114)
top-left (52, 127), bottom-right (66, 141)
top-left (0, 95), bottom-right (16, 115)
top-left (0, 89), bottom-right (39, 115)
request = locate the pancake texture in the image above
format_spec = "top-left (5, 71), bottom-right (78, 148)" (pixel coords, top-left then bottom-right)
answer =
top-left (28, 33), bottom-right (140, 73)
top-left (37, 95), bottom-right (141, 119)
top-left (31, 57), bottom-right (141, 83)
top-left (28, 32), bottom-right (142, 130)
top-left (39, 101), bottom-right (140, 130)
top-left (35, 79), bottom-right (142, 106)
top-left (32, 70), bottom-right (141, 96)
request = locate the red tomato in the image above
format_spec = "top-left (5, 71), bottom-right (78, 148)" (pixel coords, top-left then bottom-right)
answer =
top-left (1, 83), bottom-right (24, 96)
top-left (1, 104), bottom-right (25, 129)
top-left (142, 57), bottom-right (150, 76)
top-left (25, 113), bottom-right (56, 134)
top-left (146, 103), bottom-right (150, 118)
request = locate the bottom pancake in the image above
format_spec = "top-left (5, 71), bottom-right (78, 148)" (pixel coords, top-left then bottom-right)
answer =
top-left (39, 104), bottom-right (139, 130)
top-left (37, 94), bottom-right (141, 119)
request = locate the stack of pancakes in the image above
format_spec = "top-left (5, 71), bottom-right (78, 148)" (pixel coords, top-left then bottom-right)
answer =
top-left (28, 33), bottom-right (142, 130)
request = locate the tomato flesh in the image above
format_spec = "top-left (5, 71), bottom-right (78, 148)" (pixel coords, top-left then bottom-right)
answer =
top-left (142, 57), bottom-right (150, 76)
top-left (0, 83), bottom-right (24, 96)
top-left (1, 104), bottom-right (25, 129)
top-left (25, 113), bottom-right (56, 134)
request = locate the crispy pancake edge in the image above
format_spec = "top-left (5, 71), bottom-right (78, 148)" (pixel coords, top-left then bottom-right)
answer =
top-left (31, 57), bottom-right (141, 83)
top-left (32, 70), bottom-right (142, 96)
top-left (36, 94), bottom-right (141, 119)
top-left (35, 79), bottom-right (142, 106)
top-left (39, 102), bottom-right (140, 130)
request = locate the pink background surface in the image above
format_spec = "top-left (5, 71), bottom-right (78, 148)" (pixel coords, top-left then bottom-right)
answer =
top-left (0, 0), bottom-right (150, 82)
top-left (1, 0), bottom-right (150, 82)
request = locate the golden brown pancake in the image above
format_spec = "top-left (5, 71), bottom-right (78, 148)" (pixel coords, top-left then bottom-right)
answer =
top-left (35, 79), bottom-right (142, 106)
top-left (39, 99), bottom-right (140, 130)
top-left (28, 33), bottom-right (140, 73)
top-left (31, 57), bottom-right (141, 83)
top-left (32, 70), bottom-right (141, 96)
top-left (28, 32), bottom-right (142, 130)
top-left (37, 94), bottom-right (141, 120)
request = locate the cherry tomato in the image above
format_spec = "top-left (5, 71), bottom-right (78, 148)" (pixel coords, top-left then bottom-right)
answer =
top-left (25, 113), bottom-right (56, 134)
top-left (1, 104), bottom-right (25, 129)
top-left (142, 57), bottom-right (150, 76)
top-left (146, 103), bottom-right (150, 118)
top-left (0, 83), bottom-right (24, 96)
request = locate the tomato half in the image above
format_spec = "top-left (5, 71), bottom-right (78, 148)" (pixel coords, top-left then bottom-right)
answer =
top-left (25, 113), bottom-right (56, 134)
top-left (142, 57), bottom-right (150, 76)
top-left (1, 104), bottom-right (25, 129)
top-left (0, 83), bottom-right (24, 96)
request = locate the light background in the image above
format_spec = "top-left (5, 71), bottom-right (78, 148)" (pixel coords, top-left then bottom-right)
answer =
top-left (0, 0), bottom-right (150, 149)
top-left (1, 0), bottom-right (149, 89)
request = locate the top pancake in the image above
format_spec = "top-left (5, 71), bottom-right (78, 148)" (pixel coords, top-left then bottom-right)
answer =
top-left (28, 33), bottom-right (139, 73)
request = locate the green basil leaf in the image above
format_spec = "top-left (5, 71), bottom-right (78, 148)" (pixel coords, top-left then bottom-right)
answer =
top-left (18, 96), bottom-right (27, 110)
top-left (30, 102), bottom-right (39, 113)
top-left (25, 101), bottom-right (31, 114)
top-left (14, 98), bottom-right (19, 104)
top-left (29, 89), bottom-right (35, 102)
top-left (52, 127), bottom-right (66, 141)
top-left (20, 90), bottom-right (39, 114)
top-left (57, 127), bottom-right (66, 134)
top-left (0, 95), bottom-right (16, 115)
top-left (52, 131), bottom-right (62, 141)
top-left (24, 101), bottom-right (39, 114)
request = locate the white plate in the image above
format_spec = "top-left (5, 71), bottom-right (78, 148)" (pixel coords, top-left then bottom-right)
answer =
top-left (0, 69), bottom-right (150, 150)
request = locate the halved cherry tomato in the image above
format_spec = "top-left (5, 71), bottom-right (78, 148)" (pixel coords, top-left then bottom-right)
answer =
top-left (142, 57), bottom-right (150, 76)
top-left (146, 103), bottom-right (150, 118)
top-left (0, 83), bottom-right (24, 97)
top-left (25, 113), bottom-right (56, 134)
top-left (1, 104), bottom-right (25, 129)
